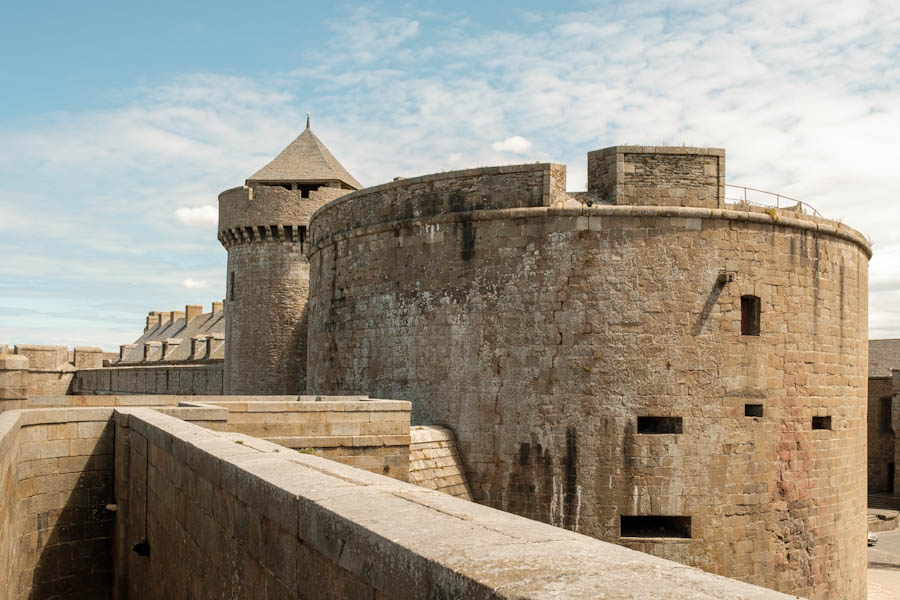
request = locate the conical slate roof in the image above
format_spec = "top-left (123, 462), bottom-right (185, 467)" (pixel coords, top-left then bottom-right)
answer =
top-left (246, 120), bottom-right (362, 189)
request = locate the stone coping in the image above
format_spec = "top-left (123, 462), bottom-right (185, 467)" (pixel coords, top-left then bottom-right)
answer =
top-left (79, 361), bottom-right (223, 369)
top-left (310, 202), bottom-right (871, 259)
top-left (112, 407), bottom-right (793, 599)
top-left (26, 395), bottom-right (410, 412)
top-left (588, 145), bottom-right (726, 156)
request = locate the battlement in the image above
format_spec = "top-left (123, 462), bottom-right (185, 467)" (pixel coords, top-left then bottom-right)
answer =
top-left (587, 145), bottom-right (725, 208)
top-left (309, 162), bottom-right (568, 251)
top-left (217, 184), bottom-right (347, 248)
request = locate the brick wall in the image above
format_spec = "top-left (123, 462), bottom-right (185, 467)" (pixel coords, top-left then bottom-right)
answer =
top-left (408, 426), bottom-right (472, 499)
top-left (306, 151), bottom-right (871, 599)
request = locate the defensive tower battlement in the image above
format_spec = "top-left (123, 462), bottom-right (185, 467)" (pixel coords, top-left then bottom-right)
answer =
top-left (219, 119), bottom-right (361, 395)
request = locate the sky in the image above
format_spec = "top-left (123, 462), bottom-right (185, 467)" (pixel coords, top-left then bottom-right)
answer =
top-left (1, 0), bottom-right (899, 350)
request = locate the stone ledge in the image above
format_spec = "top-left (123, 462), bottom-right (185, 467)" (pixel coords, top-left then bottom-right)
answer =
top-left (309, 202), bottom-right (871, 259)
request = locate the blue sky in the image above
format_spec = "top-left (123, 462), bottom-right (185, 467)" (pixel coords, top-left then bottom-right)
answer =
top-left (1, 0), bottom-right (899, 349)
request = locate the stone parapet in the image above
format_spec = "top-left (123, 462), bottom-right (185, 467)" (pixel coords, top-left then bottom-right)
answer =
top-left (308, 163), bottom-right (568, 251)
top-left (109, 408), bottom-right (794, 599)
top-left (73, 364), bottom-right (224, 395)
top-left (588, 146), bottom-right (726, 208)
top-left (218, 184), bottom-right (346, 239)
top-left (0, 354), bottom-right (29, 412)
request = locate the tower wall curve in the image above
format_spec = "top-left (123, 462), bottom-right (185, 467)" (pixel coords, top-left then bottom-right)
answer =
top-left (305, 152), bottom-right (870, 599)
top-left (218, 185), bottom-right (345, 395)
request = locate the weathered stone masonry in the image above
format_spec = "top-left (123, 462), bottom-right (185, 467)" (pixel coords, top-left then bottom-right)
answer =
top-left (306, 147), bottom-right (871, 599)
top-left (217, 122), bottom-right (361, 396)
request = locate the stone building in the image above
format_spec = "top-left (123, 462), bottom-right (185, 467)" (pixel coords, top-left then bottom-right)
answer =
top-left (0, 127), bottom-right (872, 600)
top-left (868, 339), bottom-right (900, 496)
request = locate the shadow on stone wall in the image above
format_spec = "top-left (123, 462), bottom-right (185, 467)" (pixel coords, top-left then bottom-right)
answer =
top-left (23, 424), bottom-right (115, 600)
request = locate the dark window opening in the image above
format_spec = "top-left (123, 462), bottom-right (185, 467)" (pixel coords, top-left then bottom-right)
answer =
top-left (882, 397), bottom-right (893, 433)
top-left (256, 225), bottom-right (266, 240)
top-left (284, 225), bottom-right (293, 240)
top-left (620, 515), bottom-right (691, 539)
top-left (269, 225), bottom-right (278, 239)
top-left (745, 404), bottom-right (764, 418)
top-left (299, 226), bottom-right (307, 253)
top-left (298, 184), bottom-right (318, 199)
top-left (229, 271), bottom-right (235, 301)
top-left (278, 184), bottom-right (291, 190)
top-left (741, 295), bottom-right (761, 336)
top-left (812, 416), bottom-right (831, 430)
top-left (637, 416), bottom-right (683, 434)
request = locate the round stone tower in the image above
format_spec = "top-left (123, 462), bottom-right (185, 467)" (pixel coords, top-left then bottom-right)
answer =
top-left (218, 117), bottom-right (360, 394)
top-left (305, 147), bottom-right (870, 599)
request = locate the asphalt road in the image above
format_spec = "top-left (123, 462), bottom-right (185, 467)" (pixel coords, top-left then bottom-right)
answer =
top-left (869, 529), bottom-right (900, 600)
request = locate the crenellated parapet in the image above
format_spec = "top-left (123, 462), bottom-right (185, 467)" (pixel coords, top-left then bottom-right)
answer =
top-left (217, 184), bottom-right (346, 250)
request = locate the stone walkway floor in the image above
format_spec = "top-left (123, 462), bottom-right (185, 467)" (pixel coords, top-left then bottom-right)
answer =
top-left (869, 529), bottom-right (900, 599)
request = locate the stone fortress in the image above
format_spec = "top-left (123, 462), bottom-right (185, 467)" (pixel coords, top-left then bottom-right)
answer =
top-left (0, 119), bottom-right (873, 600)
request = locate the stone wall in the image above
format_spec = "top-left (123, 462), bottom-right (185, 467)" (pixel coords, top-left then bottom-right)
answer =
top-left (306, 149), bottom-right (871, 599)
top-left (213, 397), bottom-right (410, 480)
top-left (24, 394), bottom-right (411, 480)
top-left (73, 364), bottom-right (224, 395)
top-left (587, 146), bottom-right (725, 208)
top-left (7, 407), bottom-right (117, 599)
top-left (0, 411), bottom-right (18, 600)
top-left (223, 241), bottom-right (308, 394)
top-left (112, 407), bottom-right (793, 599)
top-left (869, 377), bottom-right (894, 492)
top-left (218, 185), bottom-right (345, 233)
top-left (408, 425), bottom-right (472, 499)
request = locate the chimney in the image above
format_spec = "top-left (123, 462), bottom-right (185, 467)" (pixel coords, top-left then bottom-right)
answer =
top-left (185, 304), bottom-right (203, 323)
top-left (162, 338), bottom-right (181, 360)
top-left (158, 312), bottom-right (172, 328)
top-left (212, 301), bottom-right (224, 315)
top-left (172, 310), bottom-right (185, 324)
top-left (145, 311), bottom-right (161, 332)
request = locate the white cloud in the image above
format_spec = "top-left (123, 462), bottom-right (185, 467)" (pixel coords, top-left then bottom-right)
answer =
top-left (3, 1), bottom-right (900, 340)
top-left (492, 136), bottom-right (533, 154)
top-left (175, 205), bottom-right (218, 226)
top-left (181, 278), bottom-right (209, 290)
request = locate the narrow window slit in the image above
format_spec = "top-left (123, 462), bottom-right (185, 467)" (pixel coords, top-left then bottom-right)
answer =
top-left (812, 416), bottom-right (831, 430)
top-left (637, 416), bottom-right (683, 434)
top-left (741, 295), bottom-right (761, 336)
top-left (620, 516), bottom-right (691, 539)
top-left (745, 404), bottom-right (764, 418)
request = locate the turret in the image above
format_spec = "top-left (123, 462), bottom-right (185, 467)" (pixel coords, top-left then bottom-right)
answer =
top-left (218, 116), bottom-right (360, 394)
